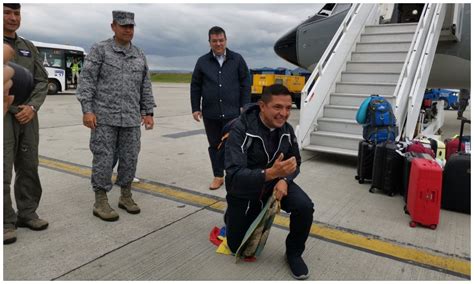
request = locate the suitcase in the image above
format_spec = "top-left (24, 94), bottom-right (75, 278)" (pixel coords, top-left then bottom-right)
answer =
top-left (442, 119), bottom-right (471, 214)
top-left (369, 141), bottom-right (404, 196)
top-left (402, 152), bottom-right (434, 203)
top-left (427, 138), bottom-right (446, 161)
top-left (355, 140), bottom-right (375, 184)
top-left (406, 158), bottom-right (443, 229)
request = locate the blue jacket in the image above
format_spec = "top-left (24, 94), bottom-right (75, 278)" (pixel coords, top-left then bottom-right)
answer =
top-left (190, 48), bottom-right (250, 120)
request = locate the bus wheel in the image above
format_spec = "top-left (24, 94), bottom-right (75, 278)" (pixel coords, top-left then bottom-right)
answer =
top-left (47, 80), bottom-right (59, 95)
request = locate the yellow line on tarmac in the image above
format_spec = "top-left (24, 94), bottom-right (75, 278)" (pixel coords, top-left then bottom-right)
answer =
top-left (39, 157), bottom-right (470, 278)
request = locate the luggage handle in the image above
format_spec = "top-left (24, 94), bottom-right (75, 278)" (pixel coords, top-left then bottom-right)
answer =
top-left (458, 119), bottom-right (471, 152)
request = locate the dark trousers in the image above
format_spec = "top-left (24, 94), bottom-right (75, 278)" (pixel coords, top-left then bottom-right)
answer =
top-left (225, 181), bottom-right (314, 257)
top-left (4, 112), bottom-right (42, 229)
top-left (203, 117), bottom-right (234, 177)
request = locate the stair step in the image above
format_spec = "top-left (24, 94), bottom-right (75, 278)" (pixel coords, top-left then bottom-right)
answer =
top-left (360, 32), bottom-right (415, 43)
top-left (346, 61), bottom-right (404, 73)
top-left (351, 51), bottom-right (408, 61)
top-left (317, 117), bottom-right (362, 135)
top-left (365, 23), bottom-right (417, 34)
top-left (304, 145), bottom-right (358, 157)
top-left (310, 131), bottom-right (362, 152)
top-left (330, 93), bottom-right (396, 106)
top-left (341, 72), bottom-right (400, 83)
top-left (323, 105), bottom-right (358, 119)
top-left (336, 82), bottom-right (396, 96)
top-left (356, 41), bottom-right (411, 52)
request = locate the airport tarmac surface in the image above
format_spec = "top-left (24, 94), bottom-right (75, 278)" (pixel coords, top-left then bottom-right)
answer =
top-left (3, 83), bottom-right (471, 280)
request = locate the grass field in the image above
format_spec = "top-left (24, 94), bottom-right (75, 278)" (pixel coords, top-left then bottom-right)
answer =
top-left (150, 73), bottom-right (192, 83)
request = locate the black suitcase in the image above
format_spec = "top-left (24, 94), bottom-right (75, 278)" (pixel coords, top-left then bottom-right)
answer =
top-left (442, 119), bottom-right (471, 214)
top-left (370, 141), bottom-right (404, 196)
top-left (355, 140), bottom-right (375, 184)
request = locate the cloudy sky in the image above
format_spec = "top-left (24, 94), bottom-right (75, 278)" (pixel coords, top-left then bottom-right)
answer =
top-left (17, 3), bottom-right (324, 71)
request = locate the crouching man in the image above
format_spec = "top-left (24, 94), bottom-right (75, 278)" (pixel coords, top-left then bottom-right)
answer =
top-left (224, 84), bottom-right (314, 280)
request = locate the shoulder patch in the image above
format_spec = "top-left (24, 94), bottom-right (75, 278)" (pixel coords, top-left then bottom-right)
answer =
top-left (18, 49), bottom-right (32, 57)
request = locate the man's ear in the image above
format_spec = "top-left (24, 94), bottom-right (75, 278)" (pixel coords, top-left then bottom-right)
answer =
top-left (258, 100), bottom-right (265, 110)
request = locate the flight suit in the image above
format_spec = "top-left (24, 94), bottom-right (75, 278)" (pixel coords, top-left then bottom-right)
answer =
top-left (3, 35), bottom-right (48, 229)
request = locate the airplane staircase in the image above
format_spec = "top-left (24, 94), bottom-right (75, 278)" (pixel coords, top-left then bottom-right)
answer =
top-left (297, 3), bottom-right (448, 156)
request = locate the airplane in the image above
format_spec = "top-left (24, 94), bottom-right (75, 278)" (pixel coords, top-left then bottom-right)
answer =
top-left (274, 3), bottom-right (470, 89)
top-left (273, 3), bottom-right (470, 155)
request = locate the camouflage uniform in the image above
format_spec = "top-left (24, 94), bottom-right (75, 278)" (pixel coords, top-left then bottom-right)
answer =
top-left (3, 35), bottom-right (48, 229)
top-left (457, 88), bottom-right (470, 119)
top-left (76, 38), bottom-right (155, 192)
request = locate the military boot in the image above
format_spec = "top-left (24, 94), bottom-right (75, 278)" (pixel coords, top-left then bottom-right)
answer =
top-left (118, 186), bottom-right (140, 214)
top-left (93, 190), bottom-right (119, 221)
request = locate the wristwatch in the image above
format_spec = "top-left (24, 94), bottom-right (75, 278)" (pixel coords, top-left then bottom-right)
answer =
top-left (30, 105), bottom-right (37, 112)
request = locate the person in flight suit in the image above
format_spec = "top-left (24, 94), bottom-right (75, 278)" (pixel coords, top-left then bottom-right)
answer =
top-left (76, 10), bottom-right (156, 222)
top-left (3, 3), bottom-right (49, 245)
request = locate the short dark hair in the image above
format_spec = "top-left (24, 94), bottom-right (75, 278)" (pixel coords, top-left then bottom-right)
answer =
top-left (208, 26), bottom-right (226, 41)
top-left (260, 84), bottom-right (292, 103)
top-left (4, 3), bottom-right (21, 9)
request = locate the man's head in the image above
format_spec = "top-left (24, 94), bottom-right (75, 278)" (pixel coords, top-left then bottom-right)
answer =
top-left (3, 4), bottom-right (21, 37)
top-left (258, 84), bottom-right (293, 129)
top-left (111, 10), bottom-right (135, 45)
top-left (208, 26), bottom-right (226, 56)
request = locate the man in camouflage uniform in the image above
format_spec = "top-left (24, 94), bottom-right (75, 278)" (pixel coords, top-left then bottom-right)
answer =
top-left (76, 10), bottom-right (156, 222)
top-left (3, 3), bottom-right (49, 245)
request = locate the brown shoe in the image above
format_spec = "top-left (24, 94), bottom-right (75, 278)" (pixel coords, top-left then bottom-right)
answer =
top-left (3, 228), bottom-right (17, 245)
top-left (209, 177), bottom-right (224, 190)
top-left (17, 218), bottom-right (49, 231)
top-left (93, 190), bottom-right (119, 222)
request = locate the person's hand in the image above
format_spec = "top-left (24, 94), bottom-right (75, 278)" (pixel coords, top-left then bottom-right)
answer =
top-left (192, 111), bottom-right (202, 122)
top-left (83, 112), bottom-right (97, 129)
top-left (15, 105), bottom-right (35, 124)
top-left (265, 153), bottom-right (297, 180)
top-left (3, 44), bottom-right (14, 64)
top-left (273, 179), bottom-right (288, 201)
top-left (142, 115), bottom-right (154, 130)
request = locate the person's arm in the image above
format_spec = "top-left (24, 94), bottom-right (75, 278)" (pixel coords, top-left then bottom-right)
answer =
top-left (139, 54), bottom-right (156, 116)
top-left (25, 43), bottom-right (47, 111)
top-left (76, 44), bottom-right (102, 114)
top-left (281, 126), bottom-right (302, 182)
top-left (190, 60), bottom-right (203, 114)
top-left (238, 55), bottom-right (250, 108)
top-left (225, 122), bottom-right (266, 200)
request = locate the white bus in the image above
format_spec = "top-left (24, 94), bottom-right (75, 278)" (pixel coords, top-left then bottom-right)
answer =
top-left (32, 41), bottom-right (86, 94)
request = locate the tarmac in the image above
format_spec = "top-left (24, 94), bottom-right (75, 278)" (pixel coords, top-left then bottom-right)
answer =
top-left (3, 83), bottom-right (471, 281)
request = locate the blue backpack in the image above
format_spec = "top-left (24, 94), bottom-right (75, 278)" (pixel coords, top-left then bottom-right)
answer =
top-left (360, 95), bottom-right (398, 143)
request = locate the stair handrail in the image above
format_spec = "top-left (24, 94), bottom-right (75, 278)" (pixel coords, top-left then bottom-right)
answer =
top-left (393, 3), bottom-right (434, 139)
top-left (297, 3), bottom-right (378, 148)
top-left (405, 4), bottom-right (447, 139)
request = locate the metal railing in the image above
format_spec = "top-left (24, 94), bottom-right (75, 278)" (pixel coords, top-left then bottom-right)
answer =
top-left (404, 4), bottom-right (447, 139)
top-left (297, 3), bottom-right (378, 148)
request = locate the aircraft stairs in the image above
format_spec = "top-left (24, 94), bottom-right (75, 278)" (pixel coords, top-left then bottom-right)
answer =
top-left (297, 3), bottom-right (450, 156)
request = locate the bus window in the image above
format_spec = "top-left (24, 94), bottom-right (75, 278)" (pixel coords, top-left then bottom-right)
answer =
top-left (38, 47), bottom-right (64, 69)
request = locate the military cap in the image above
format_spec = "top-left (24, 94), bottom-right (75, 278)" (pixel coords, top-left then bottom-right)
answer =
top-left (4, 3), bottom-right (21, 9)
top-left (112, 10), bottom-right (135, 26)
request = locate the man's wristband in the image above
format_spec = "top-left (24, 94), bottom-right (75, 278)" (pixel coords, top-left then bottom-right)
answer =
top-left (145, 113), bottom-right (153, 117)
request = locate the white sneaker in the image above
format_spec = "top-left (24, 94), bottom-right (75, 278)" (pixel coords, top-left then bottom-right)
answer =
top-left (132, 177), bottom-right (140, 183)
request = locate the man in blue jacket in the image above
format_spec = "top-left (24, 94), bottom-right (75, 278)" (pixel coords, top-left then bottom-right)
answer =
top-left (190, 26), bottom-right (250, 190)
top-left (224, 84), bottom-right (314, 280)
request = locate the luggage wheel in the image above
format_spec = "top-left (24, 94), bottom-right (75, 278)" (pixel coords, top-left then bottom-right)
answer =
top-left (358, 179), bottom-right (364, 184)
top-left (429, 224), bottom-right (437, 230)
top-left (355, 175), bottom-right (359, 180)
top-left (403, 205), bottom-right (409, 215)
top-left (369, 187), bottom-right (376, 193)
top-left (388, 192), bottom-right (395, 197)
top-left (409, 221), bottom-right (417, 228)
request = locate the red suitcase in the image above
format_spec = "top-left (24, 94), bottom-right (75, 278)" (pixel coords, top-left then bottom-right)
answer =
top-left (406, 158), bottom-right (443, 229)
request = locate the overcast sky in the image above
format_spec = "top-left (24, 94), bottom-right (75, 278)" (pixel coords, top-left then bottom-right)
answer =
top-left (17, 3), bottom-right (324, 71)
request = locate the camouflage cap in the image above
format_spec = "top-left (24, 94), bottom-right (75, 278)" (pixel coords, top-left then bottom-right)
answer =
top-left (112, 10), bottom-right (135, 26)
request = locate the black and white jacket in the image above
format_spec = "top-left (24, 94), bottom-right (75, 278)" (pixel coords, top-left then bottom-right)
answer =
top-left (224, 104), bottom-right (301, 200)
